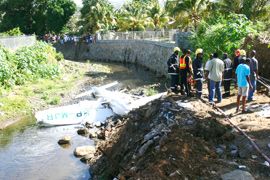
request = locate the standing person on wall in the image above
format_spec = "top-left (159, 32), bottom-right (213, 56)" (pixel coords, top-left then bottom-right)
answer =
top-left (167, 47), bottom-right (180, 93)
top-left (179, 49), bottom-right (193, 97)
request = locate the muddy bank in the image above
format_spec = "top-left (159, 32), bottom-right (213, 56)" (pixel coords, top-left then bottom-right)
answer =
top-left (83, 94), bottom-right (270, 179)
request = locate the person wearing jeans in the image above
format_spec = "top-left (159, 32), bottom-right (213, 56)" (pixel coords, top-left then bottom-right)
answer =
top-left (205, 52), bottom-right (224, 104)
top-left (209, 80), bottom-right (222, 102)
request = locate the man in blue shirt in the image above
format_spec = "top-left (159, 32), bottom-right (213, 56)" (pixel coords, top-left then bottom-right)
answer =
top-left (236, 58), bottom-right (253, 113)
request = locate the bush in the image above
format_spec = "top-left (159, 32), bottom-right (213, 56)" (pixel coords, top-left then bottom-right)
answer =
top-left (0, 27), bottom-right (23, 37)
top-left (0, 41), bottom-right (63, 88)
top-left (191, 13), bottom-right (259, 59)
top-left (0, 46), bottom-right (16, 87)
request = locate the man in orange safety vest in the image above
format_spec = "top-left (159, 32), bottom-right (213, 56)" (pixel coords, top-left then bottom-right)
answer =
top-left (179, 49), bottom-right (193, 96)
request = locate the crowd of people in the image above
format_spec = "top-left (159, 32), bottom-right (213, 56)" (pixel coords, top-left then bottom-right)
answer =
top-left (41, 33), bottom-right (96, 44)
top-left (167, 47), bottom-right (258, 113)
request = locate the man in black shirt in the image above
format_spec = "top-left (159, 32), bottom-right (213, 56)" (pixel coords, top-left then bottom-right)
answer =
top-left (223, 53), bottom-right (233, 97)
top-left (167, 47), bottom-right (180, 93)
top-left (193, 48), bottom-right (204, 98)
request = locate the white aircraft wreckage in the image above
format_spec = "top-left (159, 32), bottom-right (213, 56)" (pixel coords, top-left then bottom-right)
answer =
top-left (35, 81), bottom-right (166, 127)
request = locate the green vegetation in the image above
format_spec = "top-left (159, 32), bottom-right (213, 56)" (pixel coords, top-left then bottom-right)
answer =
top-left (0, 41), bottom-right (62, 88)
top-left (191, 13), bottom-right (259, 57)
top-left (0, 0), bottom-right (269, 36)
top-left (0, 60), bottom-right (90, 123)
top-left (145, 87), bottom-right (158, 96)
top-left (80, 0), bottom-right (115, 33)
top-left (0, 27), bottom-right (23, 37)
top-left (0, 0), bottom-right (76, 35)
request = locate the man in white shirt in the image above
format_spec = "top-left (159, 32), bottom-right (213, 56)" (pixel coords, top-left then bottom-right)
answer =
top-left (205, 52), bottom-right (224, 103)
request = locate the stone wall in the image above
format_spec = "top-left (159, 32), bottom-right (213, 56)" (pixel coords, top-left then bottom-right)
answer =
top-left (55, 40), bottom-right (176, 75)
top-left (176, 32), bottom-right (192, 51)
top-left (0, 35), bottom-right (36, 50)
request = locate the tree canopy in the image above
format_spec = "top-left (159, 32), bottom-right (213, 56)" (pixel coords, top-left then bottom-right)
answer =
top-left (0, 0), bottom-right (76, 35)
top-left (80, 0), bottom-right (115, 34)
top-left (0, 0), bottom-right (269, 35)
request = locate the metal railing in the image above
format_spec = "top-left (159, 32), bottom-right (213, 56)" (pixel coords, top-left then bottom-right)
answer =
top-left (97, 30), bottom-right (178, 42)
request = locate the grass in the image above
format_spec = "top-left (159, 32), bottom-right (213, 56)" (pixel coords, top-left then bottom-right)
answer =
top-left (0, 60), bottom-right (90, 123)
top-left (145, 87), bottom-right (158, 96)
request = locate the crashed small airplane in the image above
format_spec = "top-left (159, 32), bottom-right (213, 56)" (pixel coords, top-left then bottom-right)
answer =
top-left (35, 81), bottom-right (165, 127)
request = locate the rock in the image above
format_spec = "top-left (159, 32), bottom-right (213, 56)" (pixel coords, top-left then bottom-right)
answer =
top-left (251, 155), bottom-right (257, 159)
top-left (159, 134), bottom-right (168, 146)
top-left (77, 128), bottom-right (89, 136)
top-left (169, 170), bottom-right (181, 177)
top-left (85, 122), bottom-right (94, 128)
top-left (222, 132), bottom-right (235, 141)
top-left (262, 161), bottom-right (270, 167)
top-left (80, 153), bottom-right (95, 163)
top-left (238, 165), bottom-right (247, 170)
top-left (97, 130), bottom-right (105, 140)
top-left (58, 136), bottom-right (71, 145)
top-left (74, 146), bottom-right (96, 157)
top-left (230, 150), bottom-right (238, 158)
top-left (221, 170), bottom-right (254, 180)
top-left (155, 145), bottom-right (160, 151)
top-left (138, 140), bottom-right (154, 157)
top-left (216, 147), bottom-right (224, 156)
top-left (95, 121), bottom-right (102, 127)
top-left (239, 144), bottom-right (253, 158)
top-left (143, 130), bottom-right (159, 142)
top-left (129, 166), bottom-right (137, 173)
top-left (186, 119), bottom-right (194, 125)
top-left (229, 144), bottom-right (238, 151)
top-left (219, 144), bottom-right (227, 150)
top-left (153, 136), bottom-right (160, 141)
top-left (89, 131), bottom-right (97, 139)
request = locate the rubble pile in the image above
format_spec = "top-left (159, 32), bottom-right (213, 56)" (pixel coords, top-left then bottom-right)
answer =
top-left (72, 94), bottom-right (270, 179)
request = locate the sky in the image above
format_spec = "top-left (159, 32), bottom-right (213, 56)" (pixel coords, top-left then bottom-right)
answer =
top-left (73, 0), bottom-right (164, 8)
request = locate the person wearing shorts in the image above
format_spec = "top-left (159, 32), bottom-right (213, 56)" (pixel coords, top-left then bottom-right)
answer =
top-left (236, 57), bottom-right (253, 113)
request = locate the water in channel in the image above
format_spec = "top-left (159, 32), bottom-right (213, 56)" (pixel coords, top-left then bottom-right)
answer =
top-left (0, 62), bottom-right (166, 180)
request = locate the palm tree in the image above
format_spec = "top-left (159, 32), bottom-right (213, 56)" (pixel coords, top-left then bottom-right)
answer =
top-left (218, 0), bottom-right (270, 21)
top-left (165, 0), bottom-right (210, 30)
top-left (147, 1), bottom-right (171, 30)
top-left (80, 0), bottom-right (115, 33)
top-left (116, 1), bottom-right (153, 31)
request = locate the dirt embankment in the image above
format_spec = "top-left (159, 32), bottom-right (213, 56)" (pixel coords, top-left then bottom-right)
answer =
top-left (84, 93), bottom-right (270, 179)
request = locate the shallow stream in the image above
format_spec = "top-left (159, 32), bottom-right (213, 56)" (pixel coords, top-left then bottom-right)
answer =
top-left (0, 62), bottom-right (166, 180)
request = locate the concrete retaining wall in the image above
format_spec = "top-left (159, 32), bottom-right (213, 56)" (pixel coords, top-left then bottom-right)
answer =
top-left (55, 40), bottom-right (176, 75)
top-left (0, 35), bottom-right (36, 50)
